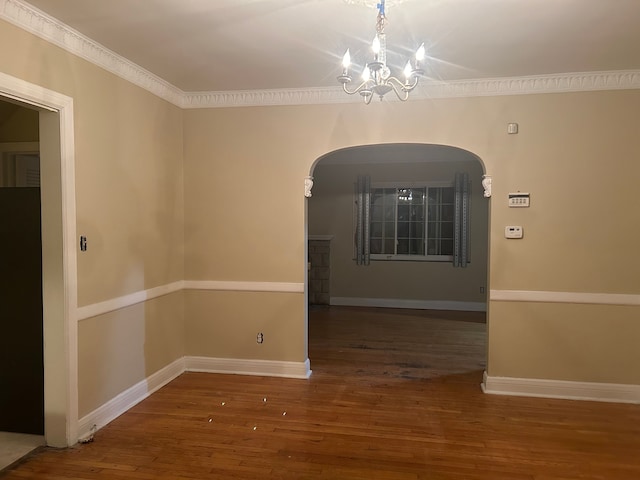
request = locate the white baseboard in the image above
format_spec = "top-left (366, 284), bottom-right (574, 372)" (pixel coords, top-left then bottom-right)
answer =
top-left (76, 355), bottom-right (311, 443)
top-left (185, 356), bottom-right (312, 379)
top-left (330, 297), bottom-right (486, 312)
top-left (77, 357), bottom-right (185, 441)
top-left (482, 371), bottom-right (640, 404)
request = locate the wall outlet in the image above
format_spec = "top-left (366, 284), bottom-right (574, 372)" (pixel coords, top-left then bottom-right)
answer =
top-left (256, 332), bottom-right (264, 344)
top-left (505, 226), bottom-right (524, 239)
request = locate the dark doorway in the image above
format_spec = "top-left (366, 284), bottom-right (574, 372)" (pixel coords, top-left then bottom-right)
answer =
top-left (0, 186), bottom-right (44, 435)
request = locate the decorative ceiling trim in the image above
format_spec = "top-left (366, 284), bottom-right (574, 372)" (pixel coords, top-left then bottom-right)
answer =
top-left (183, 71), bottom-right (640, 108)
top-left (0, 0), bottom-right (183, 107)
top-left (3, 0), bottom-right (640, 110)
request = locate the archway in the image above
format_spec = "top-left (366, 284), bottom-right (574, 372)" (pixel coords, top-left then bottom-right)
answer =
top-left (305, 143), bottom-right (490, 379)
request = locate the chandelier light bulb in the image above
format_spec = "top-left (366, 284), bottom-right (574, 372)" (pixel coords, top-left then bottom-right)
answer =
top-left (362, 65), bottom-right (371, 81)
top-left (342, 49), bottom-right (351, 70)
top-left (415, 43), bottom-right (425, 61)
top-left (404, 60), bottom-right (412, 78)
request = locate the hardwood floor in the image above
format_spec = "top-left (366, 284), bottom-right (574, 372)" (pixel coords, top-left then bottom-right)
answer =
top-left (2, 306), bottom-right (639, 479)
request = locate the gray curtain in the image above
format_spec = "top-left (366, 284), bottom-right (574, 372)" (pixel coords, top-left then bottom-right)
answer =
top-left (354, 175), bottom-right (371, 266)
top-left (453, 172), bottom-right (470, 267)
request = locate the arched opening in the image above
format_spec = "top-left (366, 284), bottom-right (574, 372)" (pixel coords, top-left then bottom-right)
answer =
top-left (305, 143), bottom-right (489, 382)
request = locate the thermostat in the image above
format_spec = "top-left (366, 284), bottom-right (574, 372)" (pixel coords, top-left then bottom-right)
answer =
top-left (508, 192), bottom-right (530, 207)
top-left (505, 226), bottom-right (523, 239)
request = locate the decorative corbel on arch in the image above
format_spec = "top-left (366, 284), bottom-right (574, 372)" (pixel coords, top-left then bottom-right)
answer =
top-left (304, 176), bottom-right (314, 198)
top-left (482, 174), bottom-right (492, 198)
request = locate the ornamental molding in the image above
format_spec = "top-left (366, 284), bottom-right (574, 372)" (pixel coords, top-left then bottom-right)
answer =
top-left (0, 0), bottom-right (183, 107)
top-left (482, 175), bottom-right (492, 198)
top-left (3, 0), bottom-right (640, 109)
top-left (185, 71), bottom-right (640, 108)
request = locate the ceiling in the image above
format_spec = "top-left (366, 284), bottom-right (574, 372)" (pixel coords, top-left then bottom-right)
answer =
top-left (20, 0), bottom-right (640, 93)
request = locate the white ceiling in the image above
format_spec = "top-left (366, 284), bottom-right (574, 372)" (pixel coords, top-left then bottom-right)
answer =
top-left (21, 0), bottom-right (640, 93)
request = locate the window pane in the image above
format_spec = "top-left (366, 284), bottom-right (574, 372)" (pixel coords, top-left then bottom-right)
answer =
top-left (410, 239), bottom-right (424, 255)
top-left (370, 238), bottom-right (382, 254)
top-left (427, 239), bottom-right (436, 255)
top-left (397, 188), bottom-right (412, 203)
top-left (371, 205), bottom-right (383, 221)
top-left (440, 239), bottom-right (454, 255)
top-left (384, 239), bottom-right (395, 254)
top-left (397, 222), bottom-right (409, 238)
top-left (441, 187), bottom-right (454, 203)
top-left (427, 221), bottom-right (439, 238)
top-left (411, 222), bottom-right (424, 238)
top-left (397, 239), bottom-right (409, 254)
top-left (442, 205), bottom-right (454, 220)
top-left (370, 222), bottom-right (383, 237)
top-left (397, 205), bottom-right (409, 221)
top-left (441, 222), bottom-right (454, 239)
top-left (411, 205), bottom-right (424, 221)
top-left (412, 188), bottom-right (426, 203)
top-left (384, 205), bottom-right (395, 221)
top-left (384, 222), bottom-right (395, 237)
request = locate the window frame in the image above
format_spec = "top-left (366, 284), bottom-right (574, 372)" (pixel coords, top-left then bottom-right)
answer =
top-left (369, 181), bottom-right (455, 263)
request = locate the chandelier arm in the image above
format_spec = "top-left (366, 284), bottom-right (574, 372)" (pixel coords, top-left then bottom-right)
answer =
top-left (386, 77), bottom-right (411, 101)
top-left (342, 81), bottom-right (373, 96)
top-left (401, 75), bottom-right (420, 93)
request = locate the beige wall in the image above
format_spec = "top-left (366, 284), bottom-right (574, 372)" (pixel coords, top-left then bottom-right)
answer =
top-left (78, 291), bottom-right (184, 417)
top-left (0, 19), bottom-right (185, 435)
top-left (3, 11), bottom-right (640, 445)
top-left (0, 101), bottom-right (39, 142)
top-left (309, 156), bottom-right (488, 304)
top-left (184, 90), bottom-right (640, 384)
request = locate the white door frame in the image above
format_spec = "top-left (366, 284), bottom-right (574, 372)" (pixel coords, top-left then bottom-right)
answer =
top-left (0, 72), bottom-right (78, 447)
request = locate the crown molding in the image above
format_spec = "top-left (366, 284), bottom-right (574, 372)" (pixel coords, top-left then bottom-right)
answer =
top-left (4, 0), bottom-right (640, 109)
top-left (0, 0), bottom-right (183, 107)
top-left (184, 71), bottom-right (640, 108)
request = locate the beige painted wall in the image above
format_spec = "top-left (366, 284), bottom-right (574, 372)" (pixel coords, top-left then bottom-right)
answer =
top-left (309, 156), bottom-right (488, 304)
top-left (0, 101), bottom-right (39, 142)
top-left (3, 10), bottom-right (640, 443)
top-left (184, 90), bottom-right (640, 384)
top-left (0, 19), bottom-right (185, 429)
top-left (78, 291), bottom-right (184, 417)
top-left (185, 290), bottom-right (305, 362)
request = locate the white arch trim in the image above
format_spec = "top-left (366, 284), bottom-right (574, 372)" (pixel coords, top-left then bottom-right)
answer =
top-left (0, 71), bottom-right (78, 447)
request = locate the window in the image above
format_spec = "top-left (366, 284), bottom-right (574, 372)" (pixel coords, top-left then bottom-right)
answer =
top-left (369, 184), bottom-right (454, 261)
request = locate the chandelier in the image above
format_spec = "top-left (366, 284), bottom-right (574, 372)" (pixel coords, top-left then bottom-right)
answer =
top-left (337, 0), bottom-right (425, 103)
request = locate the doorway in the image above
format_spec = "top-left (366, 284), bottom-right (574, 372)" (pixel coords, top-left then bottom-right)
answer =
top-left (0, 72), bottom-right (78, 449)
top-left (0, 104), bottom-right (44, 468)
top-left (306, 143), bottom-right (489, 376)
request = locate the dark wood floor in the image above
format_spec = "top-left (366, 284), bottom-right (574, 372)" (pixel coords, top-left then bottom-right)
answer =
top-left (3, 306), bottom-right (639, 479)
